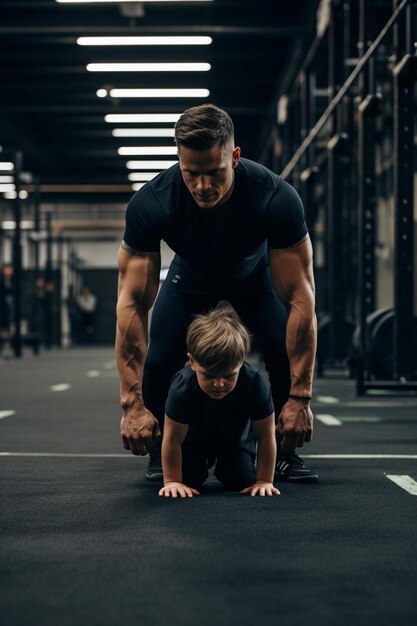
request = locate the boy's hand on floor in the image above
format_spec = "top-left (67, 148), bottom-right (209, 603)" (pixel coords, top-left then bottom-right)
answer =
top-left (159, 482), bottom-right (200, 498)
top-left (240, 482), bottom-right (281, 497)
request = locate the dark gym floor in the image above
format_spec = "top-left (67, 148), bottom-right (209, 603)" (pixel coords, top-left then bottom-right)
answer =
top-left (1, 348), bottom-right (416, 626)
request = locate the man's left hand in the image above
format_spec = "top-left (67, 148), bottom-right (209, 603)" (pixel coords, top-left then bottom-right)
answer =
top-left (277, 398), bottom-right (314, 451)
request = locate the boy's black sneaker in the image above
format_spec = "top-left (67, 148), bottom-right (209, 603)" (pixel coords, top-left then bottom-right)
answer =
top-left (146, 440), bottom-right (163, 481)
top-left (275, 450), bottom-right (319, 483)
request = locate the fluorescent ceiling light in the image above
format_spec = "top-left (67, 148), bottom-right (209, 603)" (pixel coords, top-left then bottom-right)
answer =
top-left (128, 172), bottom-right (160, 182)
top-left (78, 36), bottom-right (212, 46)
top-left (118, 146), bottom-right (177, 156)
top-left (112, 128), bottom-right (175, 137)
top-left (0, 176), bottom-right (14, 183)
top-left (105, 114), bottom-right (181, 123)
top-left (0, 162), bottom-right (14, 171)
top-left (58, 1), bottom-right (212, 4)
top-left (88, 63), bottom-right (211, 72)
top-left (108, 88), bottom-right (209, 98)
top-left (132, 183), bottom-right (146, 192)
top-left (126, 160), bottom-right (177, 169)
top-left (97, 89), bottom-right (108, 98)
top-left (0, 184), bottom-right (15, 192)
top-left (3, 190), bottom-right (28, 200)
top-left (55, 0), bottom-right (213, 4)
top-left (2, 220), bottom-right (34, 229)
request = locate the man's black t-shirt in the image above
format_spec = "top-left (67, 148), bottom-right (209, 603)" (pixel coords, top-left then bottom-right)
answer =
top-left (165, 362), bottom-right (274, 447)
top-left (123, 158), bottom-right (308, 284)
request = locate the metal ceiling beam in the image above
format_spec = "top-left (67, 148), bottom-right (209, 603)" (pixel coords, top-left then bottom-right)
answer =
top-left (0, 26), bottom-right (309, 36)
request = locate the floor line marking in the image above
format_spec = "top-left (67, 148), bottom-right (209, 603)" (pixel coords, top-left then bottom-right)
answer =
top-left (316, 396), bottom-right (340, 404)
top-left (305, 454), bottom-right (417, 459)
top-left (0, 410), bottom-right (15, 420)
top-left (0, 452), bottom-right (131, 458)
top-left (339, 416), bottom-right (381, 422)
top-left (316, 414), bottom-right (343, 426)
top-left (386, 474), bottom-right (417, 495)
top-left (86, 370), bottom-right (100, 378)
top-left (0, 452), bottom-right (416, 460)
top-left (50, 383), bottom-right (71, 392)
top-left (344, 401), bottom-right (415, 408)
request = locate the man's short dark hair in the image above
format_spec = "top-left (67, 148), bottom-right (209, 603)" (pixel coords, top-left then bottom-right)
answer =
top-left (174, 104), bottom-right (235, 150)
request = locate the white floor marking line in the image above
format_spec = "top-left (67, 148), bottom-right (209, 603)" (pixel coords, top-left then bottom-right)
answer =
top-left (304, 454), bottom-right (417, 459)
top-left (339, 416), bottom-right (381, 422)
top-left (1, 452), bottom-right (416, 460)
top-left (0, 410), bottom-right (15, 420)
top-left (316, 396), bottom-right (340, 404)
top-left (345, 401), bottom-right (416, 408)
top-left (386, 475), bottom-right (417, 495)
top-left (50, 383), bottom-right (71, 392)
top-left (0, 452), bottom-right (130, 458)
top-left (316, 414), bottom-right (343, 426)
top-left (86, 370), bottom-right (100, 378)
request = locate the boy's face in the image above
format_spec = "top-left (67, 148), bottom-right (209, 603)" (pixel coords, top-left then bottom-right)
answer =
top-left (188, 354), bottom-right (241, 400)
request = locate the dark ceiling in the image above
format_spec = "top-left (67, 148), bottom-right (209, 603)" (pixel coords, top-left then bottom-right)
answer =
top-left (0, 0), bottom-right (319, 197)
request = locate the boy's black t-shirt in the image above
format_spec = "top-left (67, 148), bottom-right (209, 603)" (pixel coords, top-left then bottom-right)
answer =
top-left (123, 158), bottom-right (308, 284)
top-left (165, 362), bottom-right (274, 446)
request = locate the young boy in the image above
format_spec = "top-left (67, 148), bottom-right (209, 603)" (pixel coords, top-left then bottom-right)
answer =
top-left (159, 303), bottom-right (281, 498)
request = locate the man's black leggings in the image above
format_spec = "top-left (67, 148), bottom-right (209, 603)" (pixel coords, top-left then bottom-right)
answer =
top-left (142, 260), bottom-right (290, 430)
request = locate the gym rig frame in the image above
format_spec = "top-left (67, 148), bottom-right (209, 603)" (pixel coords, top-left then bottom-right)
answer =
top-left (272, 0), bottom-right (417, 394)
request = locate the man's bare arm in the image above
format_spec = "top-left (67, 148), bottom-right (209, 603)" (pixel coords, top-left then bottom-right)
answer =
top-left (269, 237), bottom-right (317, 449)
top-left (115, 244), bottom-right (161, 455)
top-left (269, 237), bottom-right (317, 397)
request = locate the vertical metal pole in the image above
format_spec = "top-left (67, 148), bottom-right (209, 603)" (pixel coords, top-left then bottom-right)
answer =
top-left (56, 234), bottom-right (63, 348)
top-left (33, 177), bottom-right (40, 279)
top-left (392, 54), bottom-right (415, 379)
top-left (357, 95), bottom-right (379, 390)
top-left (12, 151), bottom-right (23, 358)
top-left (44, 211), bottom-right (53, 349)
top-left (329, 0), bottom-right (345, 134)
top-left (326, 0), bottom-right (347, 364)
top-left (327, 134), bottom-right (347, 362)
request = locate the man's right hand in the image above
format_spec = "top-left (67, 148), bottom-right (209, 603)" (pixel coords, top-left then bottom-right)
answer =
top-left (120, 407), bottom-right (161, 456)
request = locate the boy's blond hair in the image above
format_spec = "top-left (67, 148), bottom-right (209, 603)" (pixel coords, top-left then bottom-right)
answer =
top-left (186, 302), bottom-right (250, 373)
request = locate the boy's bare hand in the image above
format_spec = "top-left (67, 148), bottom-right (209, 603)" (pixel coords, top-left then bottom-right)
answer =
top-left (120, 407), bottom-right (161, 456)
top-left (159, 482), bottom-right (200, 498)
top-left (240, 481), bottom-right (281, 496)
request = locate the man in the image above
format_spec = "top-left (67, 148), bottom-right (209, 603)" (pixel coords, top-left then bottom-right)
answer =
top-left (116, 103), bottom-right (318, 483)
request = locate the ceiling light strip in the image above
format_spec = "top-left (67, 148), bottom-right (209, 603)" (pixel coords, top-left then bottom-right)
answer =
top-left (128, 172), bottom-right (160, 181)
top-left (112, 128), bottom-right (175, 137)
top-left (126, 160), bottom-right (177, 170)
top-left (108, 89), bottom-right (209, 98)
top-left (118, 147), bottom-right (177, 156)
top-left (105, 114), bottom-right (181, 123)
top-left (77, 36), bottom-right (212, 46)
top-left (88, 63), bottom-right (211, 72)
top-left (58, 1), bottom-right (212, 4)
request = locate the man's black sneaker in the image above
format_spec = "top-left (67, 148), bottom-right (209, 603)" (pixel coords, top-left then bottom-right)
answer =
top-left (275, 450), bottom-right (319, 483)
top-left (146, 440), bottom-right (163, 481)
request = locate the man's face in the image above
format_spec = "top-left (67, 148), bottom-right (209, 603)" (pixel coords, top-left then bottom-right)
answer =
top-left (188, 354), bottom-right (241, 400)
top-left (178, 141), bottom-right (241, 209)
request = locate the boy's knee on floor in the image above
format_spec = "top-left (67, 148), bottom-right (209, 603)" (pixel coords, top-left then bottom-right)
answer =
top-left (214, 468), bottom-right (255, 492)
